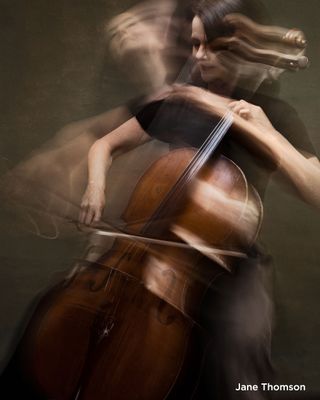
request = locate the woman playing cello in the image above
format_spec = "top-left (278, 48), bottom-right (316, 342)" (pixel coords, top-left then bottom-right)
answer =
top-left (79, 0), bottom-right (320, 398)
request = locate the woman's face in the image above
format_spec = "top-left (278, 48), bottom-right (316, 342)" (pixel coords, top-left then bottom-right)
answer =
top-left (191, 16), bottom-right (238, 91)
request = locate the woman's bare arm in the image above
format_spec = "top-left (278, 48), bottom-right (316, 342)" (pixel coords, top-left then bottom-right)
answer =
top-left (228, 99), bottom-right (320, 208)
top-left (79, 117), bottom-right (151, 225)
top-left (171, 85), bottom-right (320, 208)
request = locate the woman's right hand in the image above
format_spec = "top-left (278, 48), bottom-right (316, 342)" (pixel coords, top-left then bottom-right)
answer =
top-left (79, 183), bottom-right (106, 225)
top-left (78, 117), bottom-right (151, 225)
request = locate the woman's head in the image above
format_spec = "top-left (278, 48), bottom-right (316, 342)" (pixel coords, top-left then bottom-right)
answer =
top-left (190, 0), bottom-right (270, 91)
top-left (192, 0), bottom-right (268, 42)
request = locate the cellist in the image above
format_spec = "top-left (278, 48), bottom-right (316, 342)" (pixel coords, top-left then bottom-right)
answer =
top-left (79, 0), bottom-right (320, 398)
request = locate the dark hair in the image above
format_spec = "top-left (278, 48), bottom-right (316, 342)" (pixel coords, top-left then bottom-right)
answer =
top-left (192, 0), bottom-right (271, 41)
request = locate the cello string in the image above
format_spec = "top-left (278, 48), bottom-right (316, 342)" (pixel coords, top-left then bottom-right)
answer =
top-left (121, 111), bottom-right (232, 247)
top-left (181, 112), bottom-right (233, 185)
top-left (158, 112), bottom-right (232, 196)
top-left (140, 112), bottom-right (233, 236)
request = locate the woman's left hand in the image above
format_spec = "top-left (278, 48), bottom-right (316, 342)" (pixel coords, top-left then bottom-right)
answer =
top-left (170, 86), bottom-right (277, 135)
top-left (229, 99), bottom-right (276, 135)
top-left (169, 85), bottom-right (320, 208)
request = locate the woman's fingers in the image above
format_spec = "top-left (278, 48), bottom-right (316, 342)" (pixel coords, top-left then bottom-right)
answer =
top-left (79, 204), bottom-right (104, 226)
top-left (234, 106), bottom-right (250, 119)
top-left (229, 99), bottom-right (276, 133)
top-left (79, 185), bottom-right (106, 225)
top-left (84, 208), bottom-right (95, 226)
top-left (79, 202), bottom-right (88, 224)
top-left (229, 100), bottom-right (251, 119)
top-left (93, 208), bottom-right (103, 223)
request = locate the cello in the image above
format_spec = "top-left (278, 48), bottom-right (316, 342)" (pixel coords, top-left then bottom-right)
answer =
top-left (14, 111), bottom-right (263, 400)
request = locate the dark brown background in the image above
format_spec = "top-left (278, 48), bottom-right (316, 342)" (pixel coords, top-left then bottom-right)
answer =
top-left (1, 0), bottom-right (319, 394)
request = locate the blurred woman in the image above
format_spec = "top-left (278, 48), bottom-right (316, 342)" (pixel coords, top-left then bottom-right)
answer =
top-left (79, 1), bottom-right (320, 399)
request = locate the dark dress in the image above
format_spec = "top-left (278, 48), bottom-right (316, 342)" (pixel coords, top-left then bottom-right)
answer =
top-left (131, 82), bottom-right (316, 399)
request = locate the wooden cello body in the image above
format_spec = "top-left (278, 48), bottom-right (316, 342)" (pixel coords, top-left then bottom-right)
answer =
top-left (18, 144), bottom-right (262, 399)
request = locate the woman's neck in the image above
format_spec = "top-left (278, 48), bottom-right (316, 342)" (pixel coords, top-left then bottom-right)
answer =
top-left (208, 78), bottom-right (237, 97)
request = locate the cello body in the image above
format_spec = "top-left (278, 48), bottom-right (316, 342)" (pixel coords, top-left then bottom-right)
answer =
top-left (17, 147), bottom-right (262, 399)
